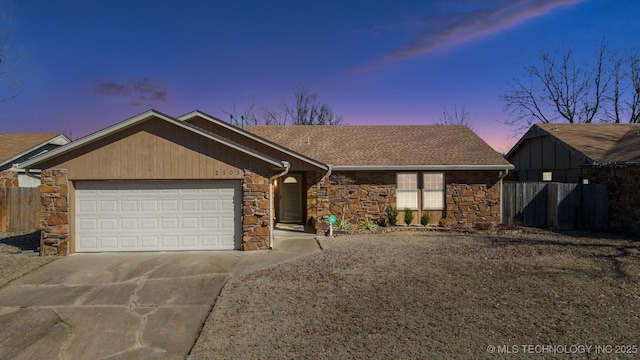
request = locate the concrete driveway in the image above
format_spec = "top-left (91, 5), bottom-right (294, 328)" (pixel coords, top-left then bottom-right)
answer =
top-left (0, 232), bottom-right (319, 359)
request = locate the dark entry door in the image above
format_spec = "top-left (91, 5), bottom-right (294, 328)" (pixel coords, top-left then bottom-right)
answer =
top-left (279, 174), bottom-right (302, 223)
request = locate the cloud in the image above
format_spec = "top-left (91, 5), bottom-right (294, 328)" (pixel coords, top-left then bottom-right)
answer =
top-left (94, 77), bottom-right (167, 106)
top-left (380, 0), bottom-right (584, 63)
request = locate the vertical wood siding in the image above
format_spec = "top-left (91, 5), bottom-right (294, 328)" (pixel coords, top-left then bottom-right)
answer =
top-left (36, 117), bottom-right (271, 180)
top-left (0, 187), bottom-right (40, 232)
top-left (503, 182), bottom-right (608, 230)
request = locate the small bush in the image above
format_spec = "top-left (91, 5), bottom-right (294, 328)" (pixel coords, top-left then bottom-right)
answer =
top-left (385, 205), bottom-right (398, 226)
top-left (335, 219), bottom-right (353, 231)
top-left (420, 211), bottom-right (431, 226)
top-left (404, 208), bottom-right (414, 225)
top-left (358, 217), bottom-right (379, 231)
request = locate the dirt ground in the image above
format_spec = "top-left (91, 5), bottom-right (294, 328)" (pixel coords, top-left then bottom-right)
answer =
top-left (0, 231), bottom-right (57, 288)
top-left (189, 229), bottom-right (640, 359)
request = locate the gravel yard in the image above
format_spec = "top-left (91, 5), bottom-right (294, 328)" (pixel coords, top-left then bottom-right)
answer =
top-left (189, 229), bottom-right (640, 359)
top-left (0, 231), bottom-right (57, 288)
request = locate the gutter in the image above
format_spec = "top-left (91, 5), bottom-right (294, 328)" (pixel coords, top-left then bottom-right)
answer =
top-left (320, 164), bottom-right (333, 183)
top-left (331, 164), bottom-right (514, 171)
top-left (268, 161), bottom-right (290, 249)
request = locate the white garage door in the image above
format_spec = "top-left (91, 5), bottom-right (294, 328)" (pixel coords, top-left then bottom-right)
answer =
top-left (75, 181), bottom-right (241, 252)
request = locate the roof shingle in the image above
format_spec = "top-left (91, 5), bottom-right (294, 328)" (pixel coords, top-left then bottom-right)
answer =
top-left (246, 125), bottom-right (510, 167)
top-left (535, 123), bottom-right (640, 164)
top-left (0, 133), bottom-right (63, 165)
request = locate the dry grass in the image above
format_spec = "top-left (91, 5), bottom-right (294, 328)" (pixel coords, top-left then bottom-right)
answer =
top-left (190, 230), bottom-right (640, 359)
top-left (0, 232), bottom-right (57, 288)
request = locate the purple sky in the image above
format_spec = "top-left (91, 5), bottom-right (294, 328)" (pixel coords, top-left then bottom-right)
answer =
top-left (1, 0), bottom-right (639, 153)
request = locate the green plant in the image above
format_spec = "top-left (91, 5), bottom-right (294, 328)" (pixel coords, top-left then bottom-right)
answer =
top-left (385, 205), bottom-right (398, 226)
top-left (420, 211), bottom-right (431, 226)
top-left (358, 217), bottom-right (379, 231)
top-left (335, 219), bottom-right (353, 231)
top-left (404, 208), bottom-right (414, 225)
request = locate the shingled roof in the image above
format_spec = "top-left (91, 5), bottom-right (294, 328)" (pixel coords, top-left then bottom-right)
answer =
top-left (0, 133), bottom-right (69, 168)
top-left (246, 125), bottom-right (511, 169)
top-left (509, 123), bottom-right (640, 165)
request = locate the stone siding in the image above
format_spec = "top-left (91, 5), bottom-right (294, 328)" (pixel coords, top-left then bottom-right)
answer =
top-left (305, 170), bottom-right (502, 233)
top-left (444, 171), bottom-right (501, 228)
top-left (39, 169), bottom-right (70, 256)
top-left (307, 171), bottom-right (396, 235)
top-left (0, 170), bottom-right (19, 187)
top-left (592, 165), bottom-right (640, 235)
top-left (242, 169), bottom-right (270, 250)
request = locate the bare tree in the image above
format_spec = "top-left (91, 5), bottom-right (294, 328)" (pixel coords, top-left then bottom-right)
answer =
top-left (502, 40), bottom-right (613, 128)
top-left (222, 100), bottom-right (259, 126)
top-left (626, 51), bottom-right (640, 123)
top-left (0, 30), bottom-right (22, 103)
top-left (437, 104), bottom-right (474, 128)
top-left (264, 85), bottom-right (344, 125)
top-left (262, 102), bottom-right (290, 125)
top-left (225, 85), bottom-right (344, 126)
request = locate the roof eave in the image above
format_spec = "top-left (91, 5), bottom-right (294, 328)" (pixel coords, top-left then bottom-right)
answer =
top-left (178, 110), bottom-right (329, 170)
top-left (19, 110), bottom-right (286, 170)
top-left (3, 133), bottom-right (72, 169)
top-left (332, 164), bottom-right (515, 171)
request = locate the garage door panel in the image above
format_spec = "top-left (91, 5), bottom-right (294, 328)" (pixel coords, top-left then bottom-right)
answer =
top-left (75, 181), bottom-right (240, 252)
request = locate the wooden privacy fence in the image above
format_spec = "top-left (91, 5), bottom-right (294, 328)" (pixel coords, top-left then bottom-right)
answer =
top-left (502, 182), bottom-right (609, 231)
top-left (0, 187), bottom-right (40, 233)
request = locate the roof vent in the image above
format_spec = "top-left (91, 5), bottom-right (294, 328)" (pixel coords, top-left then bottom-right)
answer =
top-left (306, 136), bottom-right (310, 144)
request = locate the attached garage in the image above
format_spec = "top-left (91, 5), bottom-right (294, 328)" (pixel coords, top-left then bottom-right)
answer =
top-left (20, 110), bottom-right (291, 255)
top-left (75, 181), bottom-right (241, 252)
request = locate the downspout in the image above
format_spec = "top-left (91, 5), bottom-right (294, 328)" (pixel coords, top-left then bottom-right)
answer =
top-left (269, 161), bottom-right (290, 250)
top-left (320, 164), bottom-right (333, 184)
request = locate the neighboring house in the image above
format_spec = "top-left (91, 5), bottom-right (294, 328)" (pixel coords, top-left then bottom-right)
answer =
top-left (19, 110), bottom-right (513, 255)
top-left (506, 123), bottom-right (640, 234)
top-left (0, 133), bottom-right (71, 187)
top-left (506, 123), bottom-right (640, 183)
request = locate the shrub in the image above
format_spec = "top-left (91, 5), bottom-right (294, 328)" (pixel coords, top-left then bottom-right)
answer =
top-left (358, 217), bottom-right (379, 231)
top-left (335, 219), bottom-right (353, 231)
top-left (404, 208), bottom-right (414, 225)
top-left (420, 211), bottom-right (431, 226)
top-left (385, 205), bottom-right (398, 226)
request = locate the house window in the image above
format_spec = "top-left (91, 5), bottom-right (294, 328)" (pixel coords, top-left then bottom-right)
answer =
top-left (423, 173), bottom-right (444, 210)
top-left (542, 171), bottom-right (552, 181)
top-left (397, 173), bottom-right (418, 209)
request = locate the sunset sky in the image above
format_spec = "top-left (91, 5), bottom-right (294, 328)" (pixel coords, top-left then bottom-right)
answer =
top-left (1, 0), bottom-right (639, 153)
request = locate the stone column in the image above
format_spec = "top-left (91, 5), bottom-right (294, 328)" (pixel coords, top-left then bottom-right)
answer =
top-left (39, 169), bottom-right (70, 255)
top-left (242, 169), bottom-right (270, 250)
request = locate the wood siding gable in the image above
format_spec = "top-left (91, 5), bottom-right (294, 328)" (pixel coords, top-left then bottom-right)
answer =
top-left (36, 117), bottom-right (273, 180)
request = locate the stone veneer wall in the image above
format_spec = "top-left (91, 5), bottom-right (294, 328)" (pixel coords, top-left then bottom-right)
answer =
top-left (0, 170), bottom-right (19, 187)
top-left (444, 170), bottom-right (501, 227)
top-left (307, 171), bottom-right (396, 235)
top-left (306, 170), bottom-right (502, 233)
top-left (242, 169), bottom-right (270, 250)
top-left (39, 169), bottom-right (70, 255)
top-left (591, 165), bottom-right (640, 235)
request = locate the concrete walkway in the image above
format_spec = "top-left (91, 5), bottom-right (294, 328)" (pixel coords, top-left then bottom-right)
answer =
top-left (0, 231), bottom-right (320, 359)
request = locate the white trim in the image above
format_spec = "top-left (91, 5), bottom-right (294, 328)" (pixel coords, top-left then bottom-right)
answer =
top-left (178, 110), bottom-right (329, 170)
top-left (333, 164), bottom-right (514, 171)
top-left (19, 110), bottom-right (286, 169)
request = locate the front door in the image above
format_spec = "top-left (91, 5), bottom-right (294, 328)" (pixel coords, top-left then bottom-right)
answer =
top-left (279, 174), bottom-right (303, 223)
